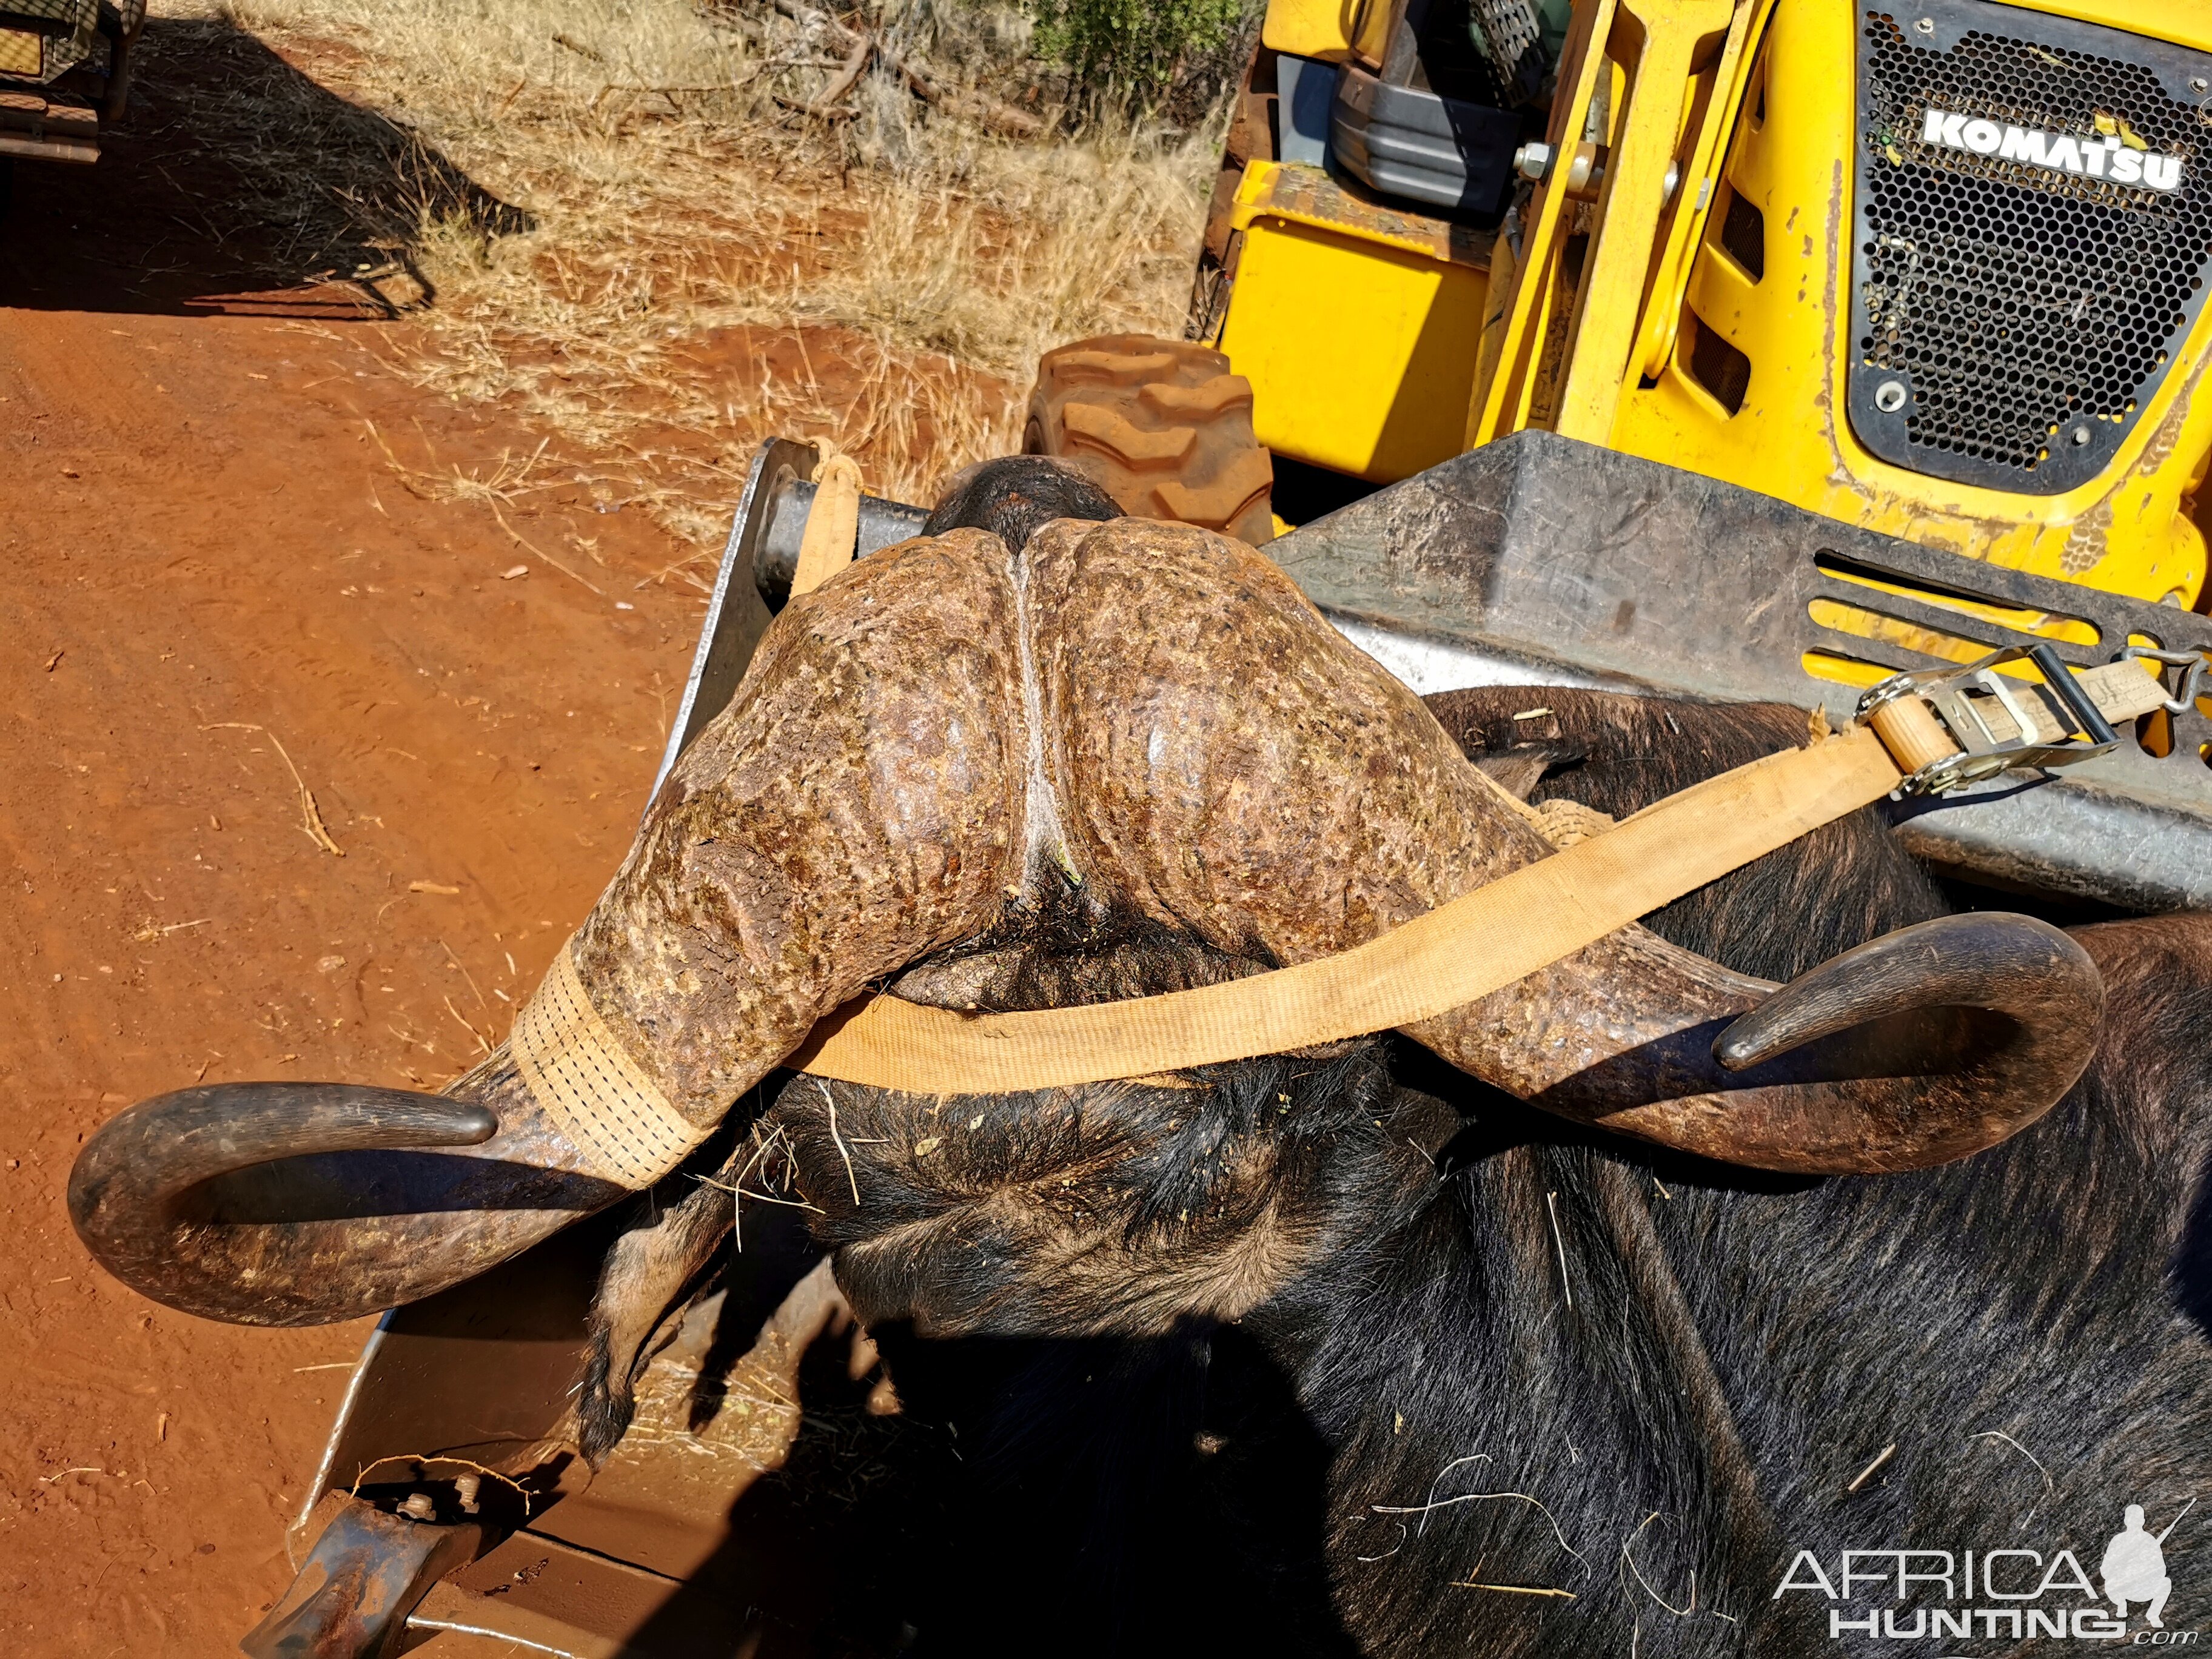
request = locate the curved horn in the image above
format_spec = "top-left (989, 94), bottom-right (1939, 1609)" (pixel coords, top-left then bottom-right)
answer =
top-left (1714, 912), bottom-right (2089, 1073)
top-left (70, 528), bottom-right (1034, 1324)
top-left (1569, 913), bottom-right (2102, 1172)
top-left (1023, 517), bottom-right (2101, 1173)
top-left (67, 1082), bottom-right (522, 1325)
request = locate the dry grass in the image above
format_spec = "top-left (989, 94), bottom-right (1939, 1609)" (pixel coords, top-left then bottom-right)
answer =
top-left (158, 0), bottom-right (1220, 556)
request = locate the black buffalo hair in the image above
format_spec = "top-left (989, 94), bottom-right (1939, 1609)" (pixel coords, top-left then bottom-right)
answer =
top-left (923, 454), bottom-right (1122, 554)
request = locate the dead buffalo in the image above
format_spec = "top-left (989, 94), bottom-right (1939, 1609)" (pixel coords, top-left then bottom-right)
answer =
top-left (72, 473), bottom-right (2163, 1657)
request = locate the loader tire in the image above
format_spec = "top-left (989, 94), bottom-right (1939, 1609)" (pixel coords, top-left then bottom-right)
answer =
top-left (1024, 334), bottom-right (1275, 546)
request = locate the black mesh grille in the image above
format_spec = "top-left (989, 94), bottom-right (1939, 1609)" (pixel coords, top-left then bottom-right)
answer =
top-left (1470, 0), bottom-right (1546, 105)
top-left (1849, 3), bottom-right (2212, 495)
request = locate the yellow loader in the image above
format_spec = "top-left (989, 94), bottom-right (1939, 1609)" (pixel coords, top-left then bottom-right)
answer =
top-left (1045, 0), bottom-right (2212, 608)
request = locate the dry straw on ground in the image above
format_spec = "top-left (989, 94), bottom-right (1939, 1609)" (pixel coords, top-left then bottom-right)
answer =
top-left (159, 0), bottom-right (1223, 563)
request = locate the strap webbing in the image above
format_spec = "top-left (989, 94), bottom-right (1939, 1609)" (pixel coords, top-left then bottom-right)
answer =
top-left (790, 452), bottom-right (862, 598)
top-left (511, 942), bottom-right (711, 1185)
top-left (791, 725), bottom-right (1908, 1093)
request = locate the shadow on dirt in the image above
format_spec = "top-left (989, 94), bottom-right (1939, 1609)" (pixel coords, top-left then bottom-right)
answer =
top-left (0, 14), bottom-right (528, 318)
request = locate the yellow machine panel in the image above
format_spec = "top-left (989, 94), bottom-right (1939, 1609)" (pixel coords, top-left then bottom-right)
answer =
top-left (1259, 0), bottom-right (1392, 64)
top-left (1606, 0), bottom-right (2212, 617)
top-left (1222, 162), bottom-right (1492, 483)
top-left (1997, 0), bottom-right (2212, 55)
top-left (0, 28), bottom-right (40, 75)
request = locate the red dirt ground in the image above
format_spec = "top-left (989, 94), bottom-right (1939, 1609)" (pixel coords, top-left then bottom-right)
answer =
top-left (0, 144), bottom-right (725, 1656)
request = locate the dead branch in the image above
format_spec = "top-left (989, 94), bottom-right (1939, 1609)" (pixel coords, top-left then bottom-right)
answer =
top-left (896, 55), bottom-right (1044, 139)
top-left (776, 95), bottom-right (860, 120)
top-left (782, 27), bottom-right (871, 116)
top-left (765, 0), bottom-right (1042, 138)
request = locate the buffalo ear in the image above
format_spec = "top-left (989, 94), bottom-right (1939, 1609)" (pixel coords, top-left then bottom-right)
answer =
top-left (1471, 750), bottom-right (1557, 802)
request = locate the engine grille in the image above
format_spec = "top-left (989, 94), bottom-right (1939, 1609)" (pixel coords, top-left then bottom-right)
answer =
top-left (1849, 2), bottom-right (2212, 495)
top-left (1471, 0), bottom-right (1546, 106)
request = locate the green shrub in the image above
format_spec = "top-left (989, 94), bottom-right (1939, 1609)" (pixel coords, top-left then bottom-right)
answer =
top-left (1025, 0), bottom-right (1252, 112)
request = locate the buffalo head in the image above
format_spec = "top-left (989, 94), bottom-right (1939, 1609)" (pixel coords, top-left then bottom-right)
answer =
top-left (69, 463), bottom-right (2103, 1325)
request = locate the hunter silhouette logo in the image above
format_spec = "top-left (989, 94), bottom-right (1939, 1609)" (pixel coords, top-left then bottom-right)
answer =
top-left (2104, 1504), bottom-right (2185, 1631)
top-left (1772, 1497), bottom-right (2196, 1643)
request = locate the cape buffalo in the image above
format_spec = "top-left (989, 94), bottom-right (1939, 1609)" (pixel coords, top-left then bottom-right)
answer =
top-left (72, 467), bottom-right (2177, 1657)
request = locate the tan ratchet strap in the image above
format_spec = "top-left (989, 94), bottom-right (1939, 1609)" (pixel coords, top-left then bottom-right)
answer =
top-left (793, 727), bottom-right (1903, 1092)
top-left (510, 651), bottom-right (2166, 1165)
top-left (790, 451), bottom-right (863, 598)
top-left (791, 660), bottom-right (2169, 1095)
top-left (510, 943), bottom-right (712, 1185)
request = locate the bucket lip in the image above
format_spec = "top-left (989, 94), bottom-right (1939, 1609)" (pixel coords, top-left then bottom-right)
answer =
top-left (288, 1316), bottom-right (393, 1567)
